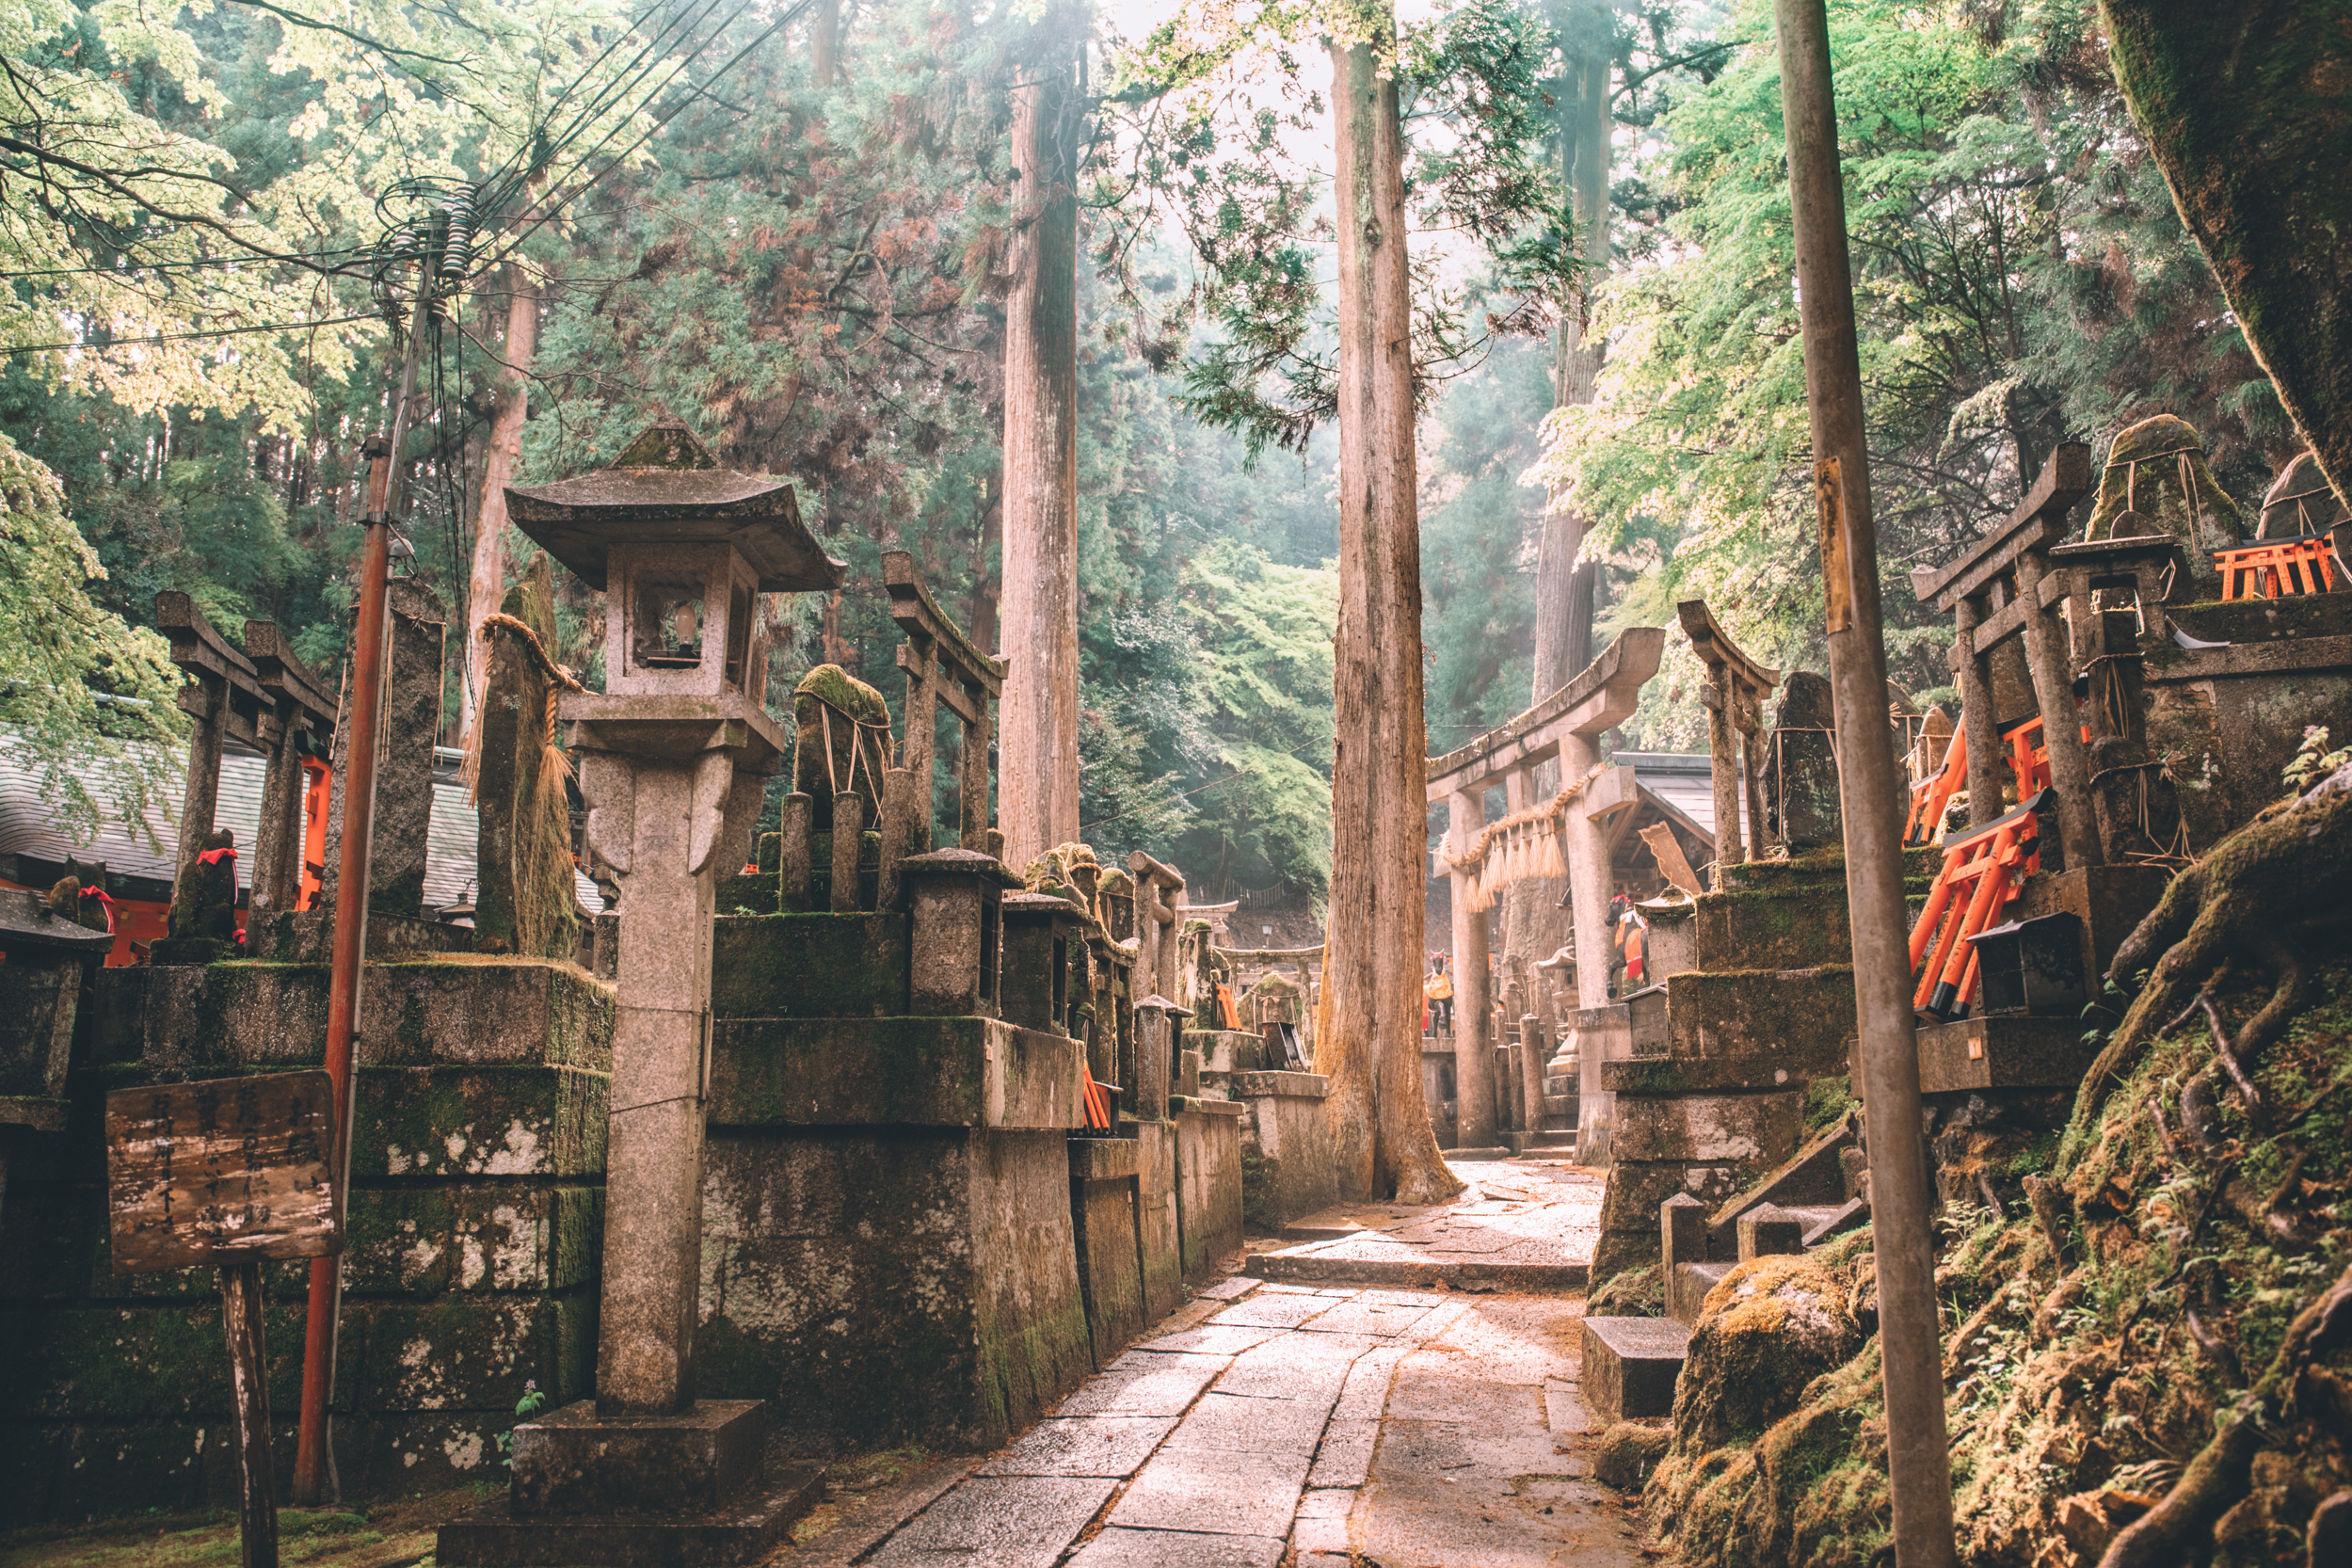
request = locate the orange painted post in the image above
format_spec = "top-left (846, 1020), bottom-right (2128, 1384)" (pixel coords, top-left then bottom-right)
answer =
top-left (1908, 792), bottom-right (2049, 1017)
top-left (1905, 725), bottom-right (1968, 844)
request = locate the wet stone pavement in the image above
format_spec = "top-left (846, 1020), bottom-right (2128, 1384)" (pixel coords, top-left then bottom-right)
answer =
top-left (853, 1272), bottom-right (1644, 1568)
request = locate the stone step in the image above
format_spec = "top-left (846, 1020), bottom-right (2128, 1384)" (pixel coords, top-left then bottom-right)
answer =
top-left (1669, 1260), bottom-right (1731, 1326)
top-left (1544, 1075), bottom-right (1576, 1096)
top-left (1542, 1093), bottom-right (1574, 1117)
top-left (1581, 1316), bottom-right (1690, 1422)
top-left (1800, 1195), bottom-right (1869, 1248)
top-left (1707, 1112), bottom-right (1857, 1250)
top-left (1540, 1113), bottom-right (1576, 1133)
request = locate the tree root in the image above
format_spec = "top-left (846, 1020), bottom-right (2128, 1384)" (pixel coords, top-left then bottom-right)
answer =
top-left (2077, 761), bottom-right (2352, 1132)
top-left (2096, 1259), bottom-right (2352, 1568)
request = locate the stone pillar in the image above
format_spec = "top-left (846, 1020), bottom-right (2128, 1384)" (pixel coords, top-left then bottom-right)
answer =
top-left (1564, 728), bottom-right (1614, 1161)
top-left (2013, 550), bottom-right (2103, 871)
top-left (176, 677), bottom-right (227, 881)
top-left (595, 758), bottom-right (724, 1416)
top-left (1765, 672), bottom-right (1843, 851)
top-left (1704, 671), bottom-right (1744, 882)
top-left (1954, 597), bottom-right (2004, 828)
top-left (373, 583), bottom-right (446, 918)
top-left (249, 711), bottom-right (305, 916)
top-left (1447, 789), bottom-right (1496, 1150)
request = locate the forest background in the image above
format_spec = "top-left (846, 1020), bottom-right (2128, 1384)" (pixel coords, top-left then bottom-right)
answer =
top-left (0, 0), bottom-right (2299, 916)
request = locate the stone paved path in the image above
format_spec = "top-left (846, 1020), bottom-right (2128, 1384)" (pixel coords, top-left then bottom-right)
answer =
top-left (1246, 1160), bottom-right (1605, 1289)
top-left (846, 1268), bottom-right (1642, 1568)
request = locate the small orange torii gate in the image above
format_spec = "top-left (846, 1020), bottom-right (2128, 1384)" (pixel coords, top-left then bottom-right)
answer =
top-left (1425, 629), bottom-right (1662, 1153)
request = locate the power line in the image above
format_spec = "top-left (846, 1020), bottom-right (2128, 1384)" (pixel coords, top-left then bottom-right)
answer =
top-left (0, 312), bottom-right (377, 354)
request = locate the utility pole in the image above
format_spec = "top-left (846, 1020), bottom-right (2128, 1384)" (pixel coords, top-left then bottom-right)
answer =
top-left (291, 251), bottom-right (438, 1506)
top-left (1770, 3), bottom-right (1956, 1564)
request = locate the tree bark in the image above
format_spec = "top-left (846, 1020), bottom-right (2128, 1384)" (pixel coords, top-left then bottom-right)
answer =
top-left (2101, 0), bottom-right (2352, 507)
top-left (998, 38), bottom-right (1084, 872)
top-left (1324, 33), bottom-right (1463, 1207)
top-left (809, 0), bottom-right (841, 86)
top-left (1508, 9), bottom-right (1613, 974)
top-left (460, 268), bottom-right (539, 751)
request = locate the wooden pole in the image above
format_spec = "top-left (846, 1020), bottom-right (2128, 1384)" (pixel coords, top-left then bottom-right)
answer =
top-left (292, 264), bottom-right (434, 1507)
top-left (220, 1259), bottom-right (280, 1568)
top-left (1772, 4), bottom-right (1957, 1564)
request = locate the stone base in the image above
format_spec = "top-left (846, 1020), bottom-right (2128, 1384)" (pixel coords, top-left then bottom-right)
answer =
top-left (146, 936), bottom-right (232, 966)
top-left (436, 1466), bottom-right (823, 1566)
top-left (1913, 1016), bottom-right (2104, 1094)
top-left (1581, 1317), bottom-right (1689, 1422)
top-left (1668, 1261), bottom-right (1730, 1327)
top-left (510, 1400), bottom-right (764, 1517)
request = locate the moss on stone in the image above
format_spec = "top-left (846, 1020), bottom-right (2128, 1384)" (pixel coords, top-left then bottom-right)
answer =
top-left (1588, 1263), bottom-right (1663, 1318)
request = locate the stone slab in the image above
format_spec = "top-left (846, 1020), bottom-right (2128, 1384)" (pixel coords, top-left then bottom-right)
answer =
top-left (1669, 1262), bottom-right (1731, 1328)
top-left (973, 1416), bottom-right (1179, 1478)
top-left (1305, 1417), bottom-right (1379, 1488)
top-left (1579, 1317), bottom-right (1689, 1423)
top-left (1609, 1091), bottom-right (1802, 1164)
top-left (1069, 1135), bottom-right (1140, 1182)
top-left (1242, 1254), bottom-right (1588, 1290)
top-left (509, 1399), bottom-right (765, 1518)
top-left (1108, 1446), bottom-right (1313, 1536)
top-left (434, 1464), bottom-right (823, 1567)
top-left (1211, 1292), bottom-right (1337, 1330)
top-left (710, 1016), bottom-right (1084, 1130)
top-left (1226, 1070), bottom-right (1328, 1098)
top-left (1052, 1354), bottom-right (1227, 1418)
top-left (868, 1475), bottom-right (1118, 1568)
top-left (1914, 1015), bottom-right (2104, 1094)
top-left (1066, 1527), bottom-right (1286, 1568)
top-left (1174, 1101), bottom-right (1244, 1284)
top-left (712, 912), bottom-right (910, 1018)
top-left (1160, 1391), bottom-right (1336, 1457)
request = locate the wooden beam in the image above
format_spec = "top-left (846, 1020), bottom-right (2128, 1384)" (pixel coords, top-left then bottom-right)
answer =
top-left (1910, 442), bottom-right (2092, 612)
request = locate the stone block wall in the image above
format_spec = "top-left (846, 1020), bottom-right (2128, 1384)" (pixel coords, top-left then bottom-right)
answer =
top-left (1172, 1099), bottom-right (1244, 1280)
top-left (0, 957), bottom-right (613, 1523)
top-left (1227, 1071), bottom-right (1338, 1231)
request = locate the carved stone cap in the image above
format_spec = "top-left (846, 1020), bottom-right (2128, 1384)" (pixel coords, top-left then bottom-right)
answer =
top-left (1002, 891), bottom-right (1083, 920)
top-left (506, 418), bottom-right (846, 594)
top-left (1133, 993), bottom-right (1196, 1017)
top-left (899, 848), bottom-right (1024, 888)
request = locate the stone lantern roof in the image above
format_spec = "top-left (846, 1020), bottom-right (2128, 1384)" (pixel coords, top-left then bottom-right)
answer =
top-left (505, 418), bottom-right (847, 593)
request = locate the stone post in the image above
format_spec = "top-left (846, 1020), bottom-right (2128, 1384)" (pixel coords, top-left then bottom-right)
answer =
top-left (1953, 596), bottom-right (2004, 828)
top-left (2012, 549), bottom-right (2103, 871)
top-left (1446, 788), bottom-right (1496, 1150)
top-left (372, 582), bottom-right (446, 918)
top-left (1564, 728), bottom-right (1613, 1159)
top-left (1704, 671), bottom-right (1744, 880)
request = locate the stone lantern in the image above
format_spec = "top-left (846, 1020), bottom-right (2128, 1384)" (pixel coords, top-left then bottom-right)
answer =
top-left (442, 420), bottom-right (843, 1566)
top-left (1000, 891), bottom-right (1083, 1036)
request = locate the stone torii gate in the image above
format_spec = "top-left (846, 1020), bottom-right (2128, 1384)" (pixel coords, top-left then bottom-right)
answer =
top-left (1425, 629), bottom-right (1663, 1150)
top-left (1675, 600), bottom-right (1778, 883)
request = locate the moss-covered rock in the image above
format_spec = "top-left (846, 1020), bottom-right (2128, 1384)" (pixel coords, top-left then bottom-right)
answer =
top-left (1588, 1263), bottom-right (1664, 1319)
top-left (1670, 1251), bottom-right (1864, 1455)
top-left (793, 664), bottom-right (889, 829)
top-left (2084, 413), bottom-right (2243, 587)
top-left (1593, 1421), bottom-right (1672, 1491)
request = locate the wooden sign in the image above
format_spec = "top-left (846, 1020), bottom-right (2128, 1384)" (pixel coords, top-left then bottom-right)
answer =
top-left (105, 1071), bottom-right (342, 1274)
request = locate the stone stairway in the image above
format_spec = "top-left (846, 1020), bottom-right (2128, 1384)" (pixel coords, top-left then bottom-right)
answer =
top-left (1588, 851), bottom-right (1874, 1281)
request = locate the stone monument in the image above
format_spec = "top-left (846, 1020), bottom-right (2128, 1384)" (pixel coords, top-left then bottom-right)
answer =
top-left (438, 417), bottom-right (844, 1566)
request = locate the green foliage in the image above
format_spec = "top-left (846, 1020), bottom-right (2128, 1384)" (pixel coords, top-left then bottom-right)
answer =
top-left (0, 427), bottom-right (186, 842)
top-left (1538, 0), bottom-right (2290, 735)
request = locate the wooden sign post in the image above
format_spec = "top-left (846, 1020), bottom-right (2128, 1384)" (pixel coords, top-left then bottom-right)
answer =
top-left (105, 1072), bottom-right (343, 1568)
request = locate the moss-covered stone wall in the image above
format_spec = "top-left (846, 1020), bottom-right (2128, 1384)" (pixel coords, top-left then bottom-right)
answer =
top-left (0, 956), bottom-right (614, 1522)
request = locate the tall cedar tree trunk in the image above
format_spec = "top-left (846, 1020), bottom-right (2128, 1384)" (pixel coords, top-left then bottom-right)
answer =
top-left (810, 0), bottom-right (840, 86)
top-left (2101, 1), bottom-right (2352, 504)
top-left (460, 268), bottom-right (539, 750)
top-left (998, 39), bottom-right (1084, 872)
top-left (1325, 34), bottom-right (1463, 1206)
top-left (1508, 18), bottom-right (1611, 973)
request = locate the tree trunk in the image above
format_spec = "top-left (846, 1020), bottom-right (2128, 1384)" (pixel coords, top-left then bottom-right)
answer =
top-left (2101, 0), bottom-right (2352, 506)
top-left (809, 0), bottom-right (841, 86)
top-left (1324, 32), bottom-right (1463, 1207)
top-left (1508, 11), bottom-right (1613, 976)
top-left (460, 268), bottom-right (539, 751)
top-left (997, 39), bottom-right (1084, 872)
